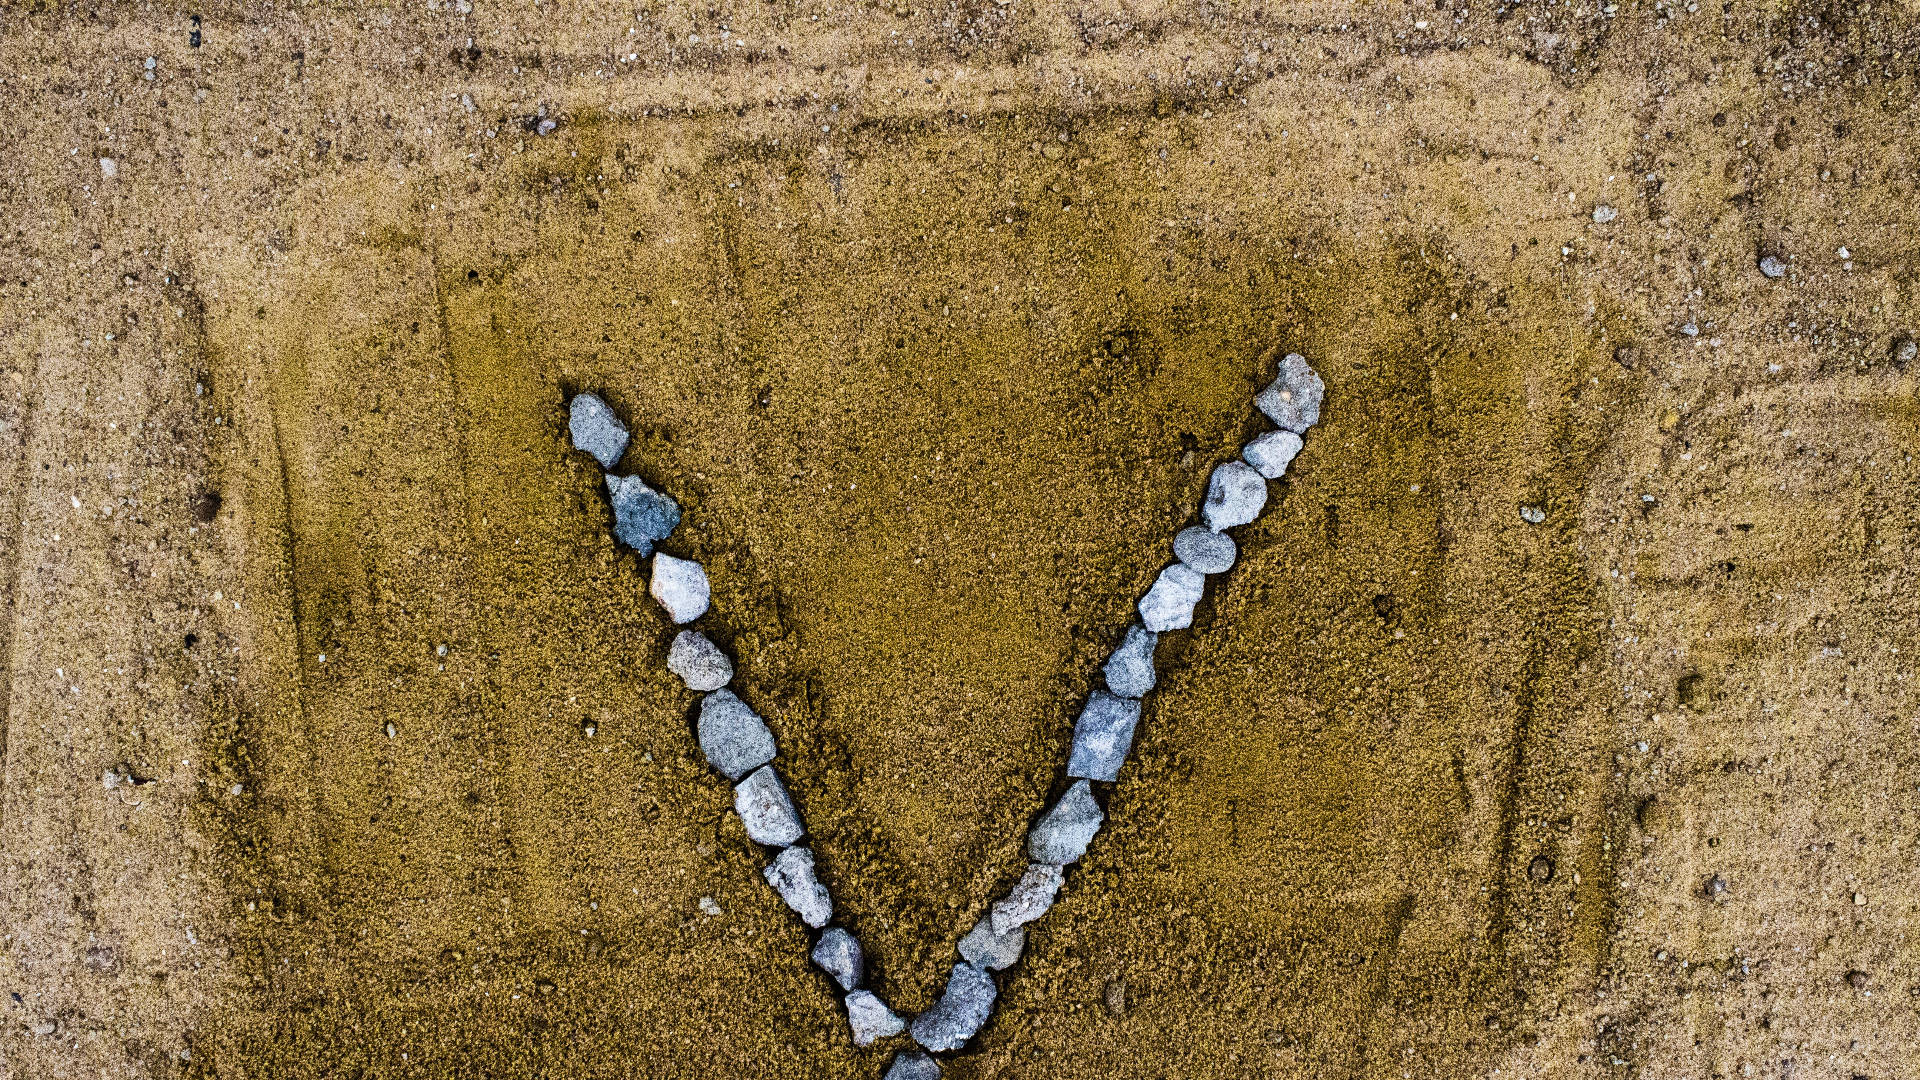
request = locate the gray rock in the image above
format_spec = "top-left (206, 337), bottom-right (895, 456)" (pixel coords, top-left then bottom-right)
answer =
top-left (848, 990), bottom-right (907, 1047)
top-left (763, 846), bottom-right (832, 928)
top-left (667, 630), bottom-right (732, 691)
top-left (1138, 563), bottom-right (1205, 632)
top-left (1255, 352), bottom-right (1325, 433)
top-left (957, 916), bottom-right (1025, 971)
top-left (1027, 780), bottom-right (1104, 865)
top-left (697, 689), bottom-right (776, 780)
top-left (1066, 691), bottom-right (1141, 782)
top-left (1592, 204), bottom-right (1618, 224)
top-left (883, 1048), bottom-right (939, 1079)
top-left (734, 766), bottom-right (804, 847)
top-left (990, 863), bottom-right (1064, 935)
top-left (650, 553), bottom-right (710, 624)
top-left (606, 474), bottom-right (681, 556)
top-left (1241, 429), bottom-right (1304, 480)
top-left (1172, 525), bottom-right (1236, 575)
top-left (1102, 622), bottom-right (1158, 698)
top-left (1202, 460), bottom-right (1268, 531)
top-left (909, 962), bottom-right (998, 1052)
top-left (812, 927), bottom-right (864, 991)
top-left (1759, 254), bottom-right (1788, 279)
top-left (569, 393), bottom-right (630, 468)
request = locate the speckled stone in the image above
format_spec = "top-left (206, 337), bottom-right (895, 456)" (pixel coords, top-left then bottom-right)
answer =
top-left (848, 990), bottom-right (908, 1048)
top-left (909, 962), bottom-right (998, 1052)
top-left (1027, 780), bottom-right (1104, 865)
top-left (1241, 429), bottom-right (1304, 479)
top-left (666, 630), bottom-right (732, 691)
top-left (1138, 563), bottom-right (1205, 632)
top-left (812, 927), bottom-right (864, 991)
top-left (1102, 622), bottom-right (1158, 698)
top-left (605, 474), bottom-right (680, 557)
top-left (568, 392), bottom-right (629, 469)
top-left (990, 863), bottom-right (1064, 935)
top-left (882, 1048), bottom-right (939, 1079)
top-left (1172, 525), bottom-right (1236, 575)
top-left (1066, 691), bottom-right (1142, 782)
top-left (1255, 352), bottom-right (1325, 433)
top-left (763, 846), bottom-right (832, 928)
top-left (650, 553), bottom-right (710, 624)
top-left (957, 916), bottom-right (1025, 971)
top-left (1202, 460), bottom-right (1268, 531)
top-left (697, 689), bottom-right (776, 780)
top-left (734, 765), bottom-right (803, 847)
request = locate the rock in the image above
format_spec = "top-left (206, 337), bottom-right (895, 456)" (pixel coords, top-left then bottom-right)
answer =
top-left (606, 474), bottom-right (681, 556)
top-left (1759, 254), bottom-right (1788, 279)
top-left (1519, 505), bottom-right (1546, 525)
top-left (568, 392), bottom-right (630, 468)
top-left (763, 846), bottom-right (832, 928)
top-left (882, 1048), bottom-right (939, 1079)
top-left (667, 630), bottom-right (732, 691)
top-left (650, 553), bottom-right (710, 623)
top-left (1027, 780), bottom-right (1104, 865)
top-left (697, 689), bottom-right (776, 780)
top-left (1102, 622), bottom-right (1158, 698)
top-left (812, 927), bottom-right (864, 991)
top-left (1255, 352), bottom-right (1325, 433)
top-left (849, 990), bottom-right (908, 1047)
top-left (957, 916), bottom-right (1025, 971)
top-left (1138, 563), bottom-right (1205, 632)
top-left (990, 863), bottom-right (1064, 935)
top-left (1202, 460), bottom-right (1268, 531)
top-left (697, 895), bottom-right (723, 916)
top-left (1891, 334), bottom-right (1917, 368)
top-left (1067, 691), bottom-right (1142, 782)
top-left (1172, 525), bottom-right (1236, 575)
top-left (1592, 204), bottom-right (1618, 223)
top-left (1241, 429), bottom-right (1303, 480)
top-left (909, 962), bottom-right (998, 1052)
top-left (734, 766), bottom-right (804, 847)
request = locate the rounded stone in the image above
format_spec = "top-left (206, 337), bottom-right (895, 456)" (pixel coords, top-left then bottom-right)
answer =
top-left (667, 630), bottom-right (732, 691)
top-left (1173, 526), bottom-right (1236, 574)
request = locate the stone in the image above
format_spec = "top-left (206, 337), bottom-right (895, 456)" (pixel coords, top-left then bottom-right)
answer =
top-left (909, 962), bottom-right (998, 1052)
top-left (650, 553), bottom-right (710, 623)
top-left (1890, 334), bottom-right (1917, 367)
top-left (667, 631), bottom-right (732, 691)
top-left (1519, 505), bottom-right (1546, 525)
top-left (1592, 204), bottom-right (1618, 223)
top-left (957, 916), bottom-right (1025, 971)
top-left (1028, 780), bottom-right (1104, 865)
top-left (1202, 460), bottom-right (1267, 531)
top-left (1759, 254), bottom-right (1788, 279)
top-left (1255, 352), bottom-right (1325, 433)
top-left (990, 863), bottom-right (1064, 935)
top-left (812, 927), bottom-right (864, 991)
top-left (1172, 525), bottom-right (1236, 575)
top-left (1067, 692), bottom-right (1141, 783)
top-left (848, 990), bottom-right (908, 1048)
top-left (734, 766), bottom-right (804, 846)
top-left (1138, 563), bottom-right (1204, 632)
top-left (568, 392), bottom-right (630, 468)
top-left (882, 1048), bottom-right (939, 1079)
top-left (697, 689), bottom-right (776, 780)
top-left (1241, 429), bottom-right (1303, 480)
top-left (697, 895), bottom-right (723, 916)
top-left (763, 846), bottom-right (832, 928)
top-left (1102, 622), bottom-right (1158, 698)
top-left (606, 474), bottom-right (680, 556)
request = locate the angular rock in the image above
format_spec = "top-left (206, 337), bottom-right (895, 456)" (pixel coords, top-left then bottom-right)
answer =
top-left (734, 765), bottom-right (803, 847)
top-left (883, 1048), bottom-right (940, 1079)
top-left (1102, 622), bottom-right (1158, 698)
top-left (1066, 690), bottom-right (1142, 782)
top-left (569, 392), bottom-right (630, 468)
top-left (957, 916), bottom-right (1025, 971)
top-left (1255, 352), bottom-right (1325, 433)
top-left (667, 630), bottom-right (732, 691)
top-left (697, 689), bottom-right (776, 780)
top-left (1172, 525), bottom-right (1236, 575)
top-left (606, 474), bottom-right (681, 556)
top-left (1027, 780), bottom-right (1104, 865)
top-left (1759, 254), bottom-right (1787, 279)
top-left (650, 553), bottom-right (710, 624)
top-left (990, 863), bottom-right (1064, 935)
top-left (812, 927), bottom-right (864, 991)
top-left (763, 846), bottom-right (832, 928)
top-left (909, 963), bottom-right (998, 1052)
top-left (1138, 563), bottom-right (1205, 632)
top-left (1202, 460), bottom-right (1268, 531)
top-left (1241, 429), bottom-right (1304, 480)
top-left (849, 990), bottom-right (908, 1048)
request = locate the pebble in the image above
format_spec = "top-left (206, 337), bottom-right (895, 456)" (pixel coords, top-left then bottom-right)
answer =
top-left (909, 962), bottom-right (998, 1052)
top-left (667, 630), bottom-right (732, 691)
top-left (812, 927), bottom-right (864, 991)
top-left (990, 863), bottom-right (1064, 935)
top-left (1592, 204), bottom-right (1618, 223)
top-left (1172, 525), bottom-right (1236, 575)
top-left (1240, 429), bottom-right (1303, 480)
top-left (733, 765), bottom-right (804, 847)
top-left (1519, 505), bottom-right (1546, 525)
top-left (1759, 254), bottom-right (1788, 279)
top-left (1101, 622), bottom-right (1158, 698)
top-left (650, 553), bottom-right (710, 623)
top-left (698, 895), bottom-right (723, 916)
top-left (1137, 563), bottom-right (1205, 632)
top-left (883, 1048), bottom-right (940, 1079)
top-left (1202, 460), bottom-right (1268, 531)
top-left (957, 916), bottom-right (1025, 971)
top-left (606, 474), bottom-right (681, 556)
top-left (1027, 780), bottom-right (1104, 865)
top-left (697, 689), bottom-right (777, 780)
top-left (763, 846), bottom-right (833, 928)
top-left (1255, 352), bottom-right (1324, 433)
top-left (849, 990), bottom-right (908, 1047)
top-left (568, 392), bottom-right (630, 468)
top-left (1891, 335), bottom-right (1918, 367)
top-left (1067, 691), bottom-right (1142, 783)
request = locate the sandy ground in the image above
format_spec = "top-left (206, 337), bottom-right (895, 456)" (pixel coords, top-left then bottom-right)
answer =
top-left (3, 2), bottom-right (1920, 1077)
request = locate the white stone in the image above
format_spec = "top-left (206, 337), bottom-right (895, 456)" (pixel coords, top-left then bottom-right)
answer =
top-left (1255, 352), bottom-right (1325, 433)
top-left (957, 916), bottom-right (1025, 971)
top-left (697, 689), bottom-right (776, 780)
top-left (734, 766), bottom-right (803, 846)
top-left (909, 962), bottom-right (997, 1052)
top-left (812, 927), bottom-right (863, 991)
top-left (650, 553), bottom-right (710, 623)
top-left (1202, 460), bottom-right (1267, 531)
top-left (568, 392), bottom-right (630, 468)
top-left (763, 846), bottom-right (832, 928)
top-left (1172, 526), bottom-right (1236, 575)
top-left (667, 630), bottom-right (732, 691)
top-left (1066, 691), bottom-right (1142, 782)
top-left (847, 990), bottom-right (907, 1047)
top-left (1241, 429), bottom-right (1303, 479)
top-left (1027, 780), bottom-right (1104, 865)
top-left (1102, 622), bottom-right (1157, 698)
top-left (990, 863), bottom-right (1064, 935)
top-left (882, 1047), bottom-right (938, 1078)
top-left (1138, 563), bottom-right (1205, 632)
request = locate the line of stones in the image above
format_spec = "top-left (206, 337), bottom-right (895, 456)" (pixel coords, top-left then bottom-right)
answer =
top-left (562, 352), bottom-right (1324, 1079)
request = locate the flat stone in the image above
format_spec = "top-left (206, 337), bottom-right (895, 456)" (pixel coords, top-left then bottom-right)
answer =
top-left (667, 630), bottom-right (732, 691)
top-left (882, 1048), bottom-right (939, 1079)
top-left (1202, 460), bottom-right (1268, 531)
top-left (568, 392), bottom-right (630, 468)
top-left (1066, 690), bottom-right (1141, 782)
top-left (606, 474), bottom-right (681, 557)
top-left (847, 990), bottom-right (907, 1047)
top-left (957, 916), bottom-right (1025, 971)
top-left (812, 927), bottom-right (864, 991)
top-left (990, 863), bottom-right (1064, 935)
top-left (1759, 254), bottom-right (1788, 279)
top-left (909, 963), bottom-right (998, 1052)
top-left (650, 553), bottom-right (710, 624)
top-left (1255, 352), bottom-right (1325, 433)
top-left (1102, 622), bottom-right (1158, 698)
top-left (697, 689), bottom-right (776, 780)
top-left (763, 846), bottom-right (832, 928)
top-left (1138, 563), bottom-right (1205, 632)
top-left (1241, 429), bottom-right (1304, 480)
top-left (734, 766), bottom-right (804, 847)
top-left (1172, 525), bottom-right (1236, 575)
top-left (1027, 780), bottom-right (1104, 865)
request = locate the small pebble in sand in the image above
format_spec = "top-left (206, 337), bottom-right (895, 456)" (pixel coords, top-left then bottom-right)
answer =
top-left (1138, 563), bottom-right (1205, 632)
top-left (1202, 460), bottom-right (1267, 531)
top-left (991, 863), bottom-right (1064, 935)
top-left (1027, 780), bottom-right (1104, 865)
top-left (1172, 525), bottom-right (1236, 575)
top-left (1891, 335), bottom-right (1918, 367)
top-left (1067, 691), bottom-right (1142, 782)
top-left (1255, 352), bottom-right (1325, 433)
top-left (910, 962), bottom-right (998, 1052)
top-left (650, 553), bottom-right (710, 623)
top-left (1102, 622), bottom-right (1158, 698)
top-left (697, 689), bottom-right (776, 780)
top-left (1519, 505), bottom-right (1546, 525)
top-left (957, 916), bottom-right (1025, 971)
top-left (763, 846), bottom-right (833, 928)
top-left (568, 393), bottom-right (630, 468)
top-left (1759, 254), bottom-right (1788, 279)
top-left (667, 630), bottom-right (732, 691)
top-left (1241, 429), bottom-right (1304, 480)
top-left (883, 1048), bottom-right (940, 1079)
top-left (812, 927), bottom-right (864, 991)
top-left (698, 895), bottom-right (723, 916)
top-left (734, 765), bottom-right (804, 846)
top-left (848, 990), bottom-right (908, 1047)
top-left (1592, 205), bottom-right (1618, 223)
top-left (606, 474), bottom-right (681, 556)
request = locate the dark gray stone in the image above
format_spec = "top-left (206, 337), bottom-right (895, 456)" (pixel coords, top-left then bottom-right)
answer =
top-left (1138, 563), bottom-right (1204, 632)
top-left (697, 689), bottom-right (776, 780)
top-left (812, 927), bottom-right (864, 991)
top-left (1102, 622), bottom-right (1158, 698)
top-left (1173, 526), bottom-right (1236, 575)
top-left (1255, 352), bottom-right (1325, 433)
top-left (956, 916), bottom-right (1025, 971)
top-left (606, 474), bottom-right (680, 556)
top-left (1202, 460), bottom-right (1267, 531)
top-left (990, 863), bottom-right (1064, 935)
top-left (1066, 691), bottom-right (1141, 782)
top-left (568, 392), bottom-right (629, 468)
top-left (909, 963), bottom-right (998, 1052)
top-left (1241, 429), bottom-right (1304, 479)
top-left (1027, 780), bottom-right (1104, 865)
top-left (763, 846), bottom-right (832, 928)
top-left (666, 630), bottom-right (732, 691)
top-left (883, 1048), bottom-right (939, 1079)
top-left (734, 766), bottom-right (803, 847)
